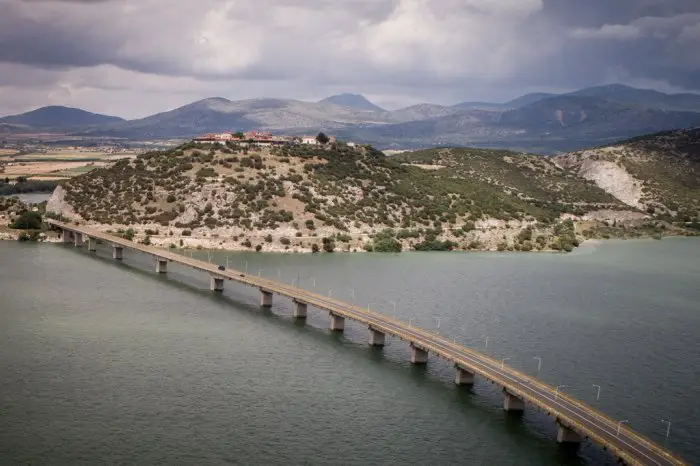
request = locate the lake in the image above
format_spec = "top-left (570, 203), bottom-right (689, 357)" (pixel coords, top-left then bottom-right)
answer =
top-left (0, 238), bottom-right (698, 465)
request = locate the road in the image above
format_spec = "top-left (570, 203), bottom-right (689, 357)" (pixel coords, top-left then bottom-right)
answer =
top-left (49, 220), bottom-right (687, 466)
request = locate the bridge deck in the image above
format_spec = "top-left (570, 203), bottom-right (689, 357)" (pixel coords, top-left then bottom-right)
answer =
top-left (48, 220), bottom-right (687, 466)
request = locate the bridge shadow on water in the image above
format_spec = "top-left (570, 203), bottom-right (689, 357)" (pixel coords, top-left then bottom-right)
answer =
top-left (63, 243), bottom-right (613, 466)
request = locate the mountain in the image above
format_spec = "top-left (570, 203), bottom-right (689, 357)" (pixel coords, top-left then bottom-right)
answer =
top-left (504, 92), bottom-right (557, 108)
top-left (569, 84), bottom-right (700, 113)
top-left (556, 128), bottom-right (700, 219)
top-left (350, 95), bottom-right (700, 153)
top-left (0, 106), bottom-right (124, 129)
top-left (318, 93), bottom-right (385, 112)
top-left (6, 84), bottom-right (700, 154)
top-left (79, 97), bottom-right (393, 139)
top-left (454, 93), bottom-right (555, 110)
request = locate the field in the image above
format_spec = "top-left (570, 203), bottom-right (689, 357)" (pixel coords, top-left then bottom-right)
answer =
top-left (1, 149), bottom-right (136, 180)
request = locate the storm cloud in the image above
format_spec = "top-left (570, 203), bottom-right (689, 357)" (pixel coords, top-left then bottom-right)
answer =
top-left (1, 0), bottom-right (699, 117)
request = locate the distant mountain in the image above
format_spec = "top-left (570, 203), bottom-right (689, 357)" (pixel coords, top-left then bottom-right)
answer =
top-left (504, 92), bottom-right (557, 108)
top-left (5, 84), bottom-right (700, 154)
top-left (318, 93), bottom-right (384, 112)
top-left (454, 93), bottom-right (556, 111)
top-left (569, 84), bottom-right (700, 113)
top-left (0, 106), bottom-right (124, 129)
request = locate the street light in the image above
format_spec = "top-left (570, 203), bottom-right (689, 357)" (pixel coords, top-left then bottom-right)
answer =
top-left (592, 384), bottom-right (601, 401)
top-left (434, 317), bottom-right (441, 330)
top-left (482, 335), bottom-right (490, 348)
top-left (277, 268), bottom-right (281, 278)
top-left (328, 289), bottom-right (332, 297)
top-left (258, 269), bottom-right (262, 277)
top-left (617, 420), bottom-right (629, 437)
top-left (245, 261), bottom-right (248, 274)
top-left (501, 357), bottom-right (510, 369)
top-left (226, 256), bottom-right (229, 268)
top-left (389, 300), bottom-right (397, 313)
top-left (533, 356), bottom-right (542, 374)
top-left (310, 277), bottom-right (316, 287)
top-left (409, 318), bottom-right (416, 327)
top-left (349, 288), bottom-right (355, 299)
top-left (555, 384), bottom-right (567, 400)
top-left (661, 419), bottom-right (672, 440)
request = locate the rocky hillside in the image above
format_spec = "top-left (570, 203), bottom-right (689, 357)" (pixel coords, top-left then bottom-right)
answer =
top-left (45, 139), bottom-right (693, 253)
top-left (556, 128), bottom-right (700, 224)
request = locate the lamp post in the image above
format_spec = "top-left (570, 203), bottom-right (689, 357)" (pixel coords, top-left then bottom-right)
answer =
top-left (245, 261), bottom-right (248, 274)
top-left (349, 288), bottom-right (355, 299)
top-left (661, 419), bottom-right (671, 440)
top-left (310, 277), bottom-right (316, 287)
top-left (501, 357), bottom-right (510, 369)
top-left (277, 268), bottom-right (281, 278)
top-left (409, 318), bottom-right (416, 327)
top-left (389, 300), bottom-right (396, 313)
top-left (592, 384), bottom-right (601, 401)
top-left (533, 356), bottom-right (542, 374)
top-left (555, 384), bottom-right (566, 400)
top-left (617, 420), bottom-right (629, 437)
top-left (482, 335), bottom-right (489, 348)
top-left (328, 289), bottom-right (332, 297)
top-left (226, 256), bottom-right (229, 268)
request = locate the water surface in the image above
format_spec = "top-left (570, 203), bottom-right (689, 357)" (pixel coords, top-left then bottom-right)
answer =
top-left (0, 238), bottom-right (698, 465)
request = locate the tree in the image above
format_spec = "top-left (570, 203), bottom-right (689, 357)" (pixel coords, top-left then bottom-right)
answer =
top-left (234, 131), bottom-right (245, 139)
top-left (10, 211), bottom-right (42, 230)
top-left (311, 243), bottom-right (320, 253)
top-left (316, 132), bottom-right (330, 144)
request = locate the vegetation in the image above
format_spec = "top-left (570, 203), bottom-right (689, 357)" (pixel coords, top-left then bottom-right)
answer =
top-left (9, 211), bottom-right (43, 230)
top-left (0, 179), bottom-right (58, 195)
top-left (47, 136), bottom-right (697, 253)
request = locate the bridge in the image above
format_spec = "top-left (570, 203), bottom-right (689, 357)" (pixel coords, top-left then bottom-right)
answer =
top-left (48, 220), bottom-right (687, 466)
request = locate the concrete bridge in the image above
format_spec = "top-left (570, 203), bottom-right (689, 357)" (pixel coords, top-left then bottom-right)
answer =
top-left (49, 220), bottom-right (687, 466)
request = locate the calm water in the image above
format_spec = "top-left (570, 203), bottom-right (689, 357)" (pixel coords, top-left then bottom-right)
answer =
top-left (1, 238), bottom-right (698, 465)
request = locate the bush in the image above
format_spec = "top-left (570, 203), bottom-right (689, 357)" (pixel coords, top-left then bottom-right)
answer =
top-left (280, 237), bottom-right (291, 245)
top-left (311, 243), bottom-right (320, 253)
top-left (265, 234), bottom-right (273, 243)
top-left (182, 230), bottom-right (192, 236)
top-left (10, 211), bottom-right (42, 230)
top-left (242, 239), bottom-right (252, 248)
top-left (166, 194), bottom-right (176, 203)
top-left (322, 237), bottom-right (335, 252)
top-left (255, 244), bottom-right (262, 252)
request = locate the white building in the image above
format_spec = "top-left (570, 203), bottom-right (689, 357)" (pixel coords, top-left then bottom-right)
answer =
top-left (301, 136), bottom-right (318, 145)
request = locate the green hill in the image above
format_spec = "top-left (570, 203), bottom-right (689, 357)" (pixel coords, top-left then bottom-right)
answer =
top-left (46, 140), bottom-right (694, 253)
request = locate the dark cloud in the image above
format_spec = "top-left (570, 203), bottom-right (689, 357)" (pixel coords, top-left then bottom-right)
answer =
top-left (0, 0), bottom-right (699, 117)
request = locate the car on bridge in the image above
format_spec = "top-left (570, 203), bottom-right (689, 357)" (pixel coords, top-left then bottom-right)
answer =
top-left (218, 265), bottom-right (225, 271)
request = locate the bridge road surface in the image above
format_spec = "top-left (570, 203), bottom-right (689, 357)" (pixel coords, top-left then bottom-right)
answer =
top-left (48, 220), bottom-right (688, 466)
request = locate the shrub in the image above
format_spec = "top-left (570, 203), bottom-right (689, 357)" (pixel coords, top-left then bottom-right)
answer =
top-left (182, 230), bottom-right (192, 236)
top-left (311, 243), bottom-right (320, 253)
top-left (255, 244), bottom-right (263, 252)
top-left (10, 211), bottom-right (42, 230)
top-left (166, 194), bottom-right (176, 203)
top-left (280, 237), bottom-right (291, 245)
top-left (265, 234), bottom-right (273, 243)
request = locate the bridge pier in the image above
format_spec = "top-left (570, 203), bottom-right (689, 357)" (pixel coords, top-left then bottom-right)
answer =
top-left (329, 313), bottom-right (345, 332)
top-left (455, 366), bottom-right (475, 386)
top-left (292, 300), bottom-right (307, 319)
top-left (260, 289), bottom-right (273, 308)
top-left (112, 245), bottom-right (123, 260)
top-left (556, 422), bottom-right (582, 444)
top-left (503, 391), bottom-right (525, 412)
top-left (87, 237), bottom-right (97, 252)
top-left (61, 229), bottom-right (72, 243)
top-left (156, 258), bottom-right (168, 274)
top-left (369, 328), bottom-right (386, 347)
top-left (73, 232), bottom-right (83, 247)
top-left (210, 276), bottom-right (224, 292)
top-left (410, 344), bottom-right (428, 364)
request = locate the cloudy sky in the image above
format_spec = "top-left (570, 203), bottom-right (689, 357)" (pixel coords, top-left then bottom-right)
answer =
top-left (1, 0), bottom-right (699, 118)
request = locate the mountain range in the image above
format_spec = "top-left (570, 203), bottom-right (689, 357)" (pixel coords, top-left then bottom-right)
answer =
top-left (2, 84), bottom-right (700, 154)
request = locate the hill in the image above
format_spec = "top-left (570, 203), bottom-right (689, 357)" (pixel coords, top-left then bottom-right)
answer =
top-left (569, 84), bottom-right (700, 113)
top-left (0, 106), bottom-right (124, 129)
top-left (46, 138), bottom-right (695, 253)
top-left (318, 94), bottom-right (385, 112)
top-left (556, 128), bottom-right (700, 224)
